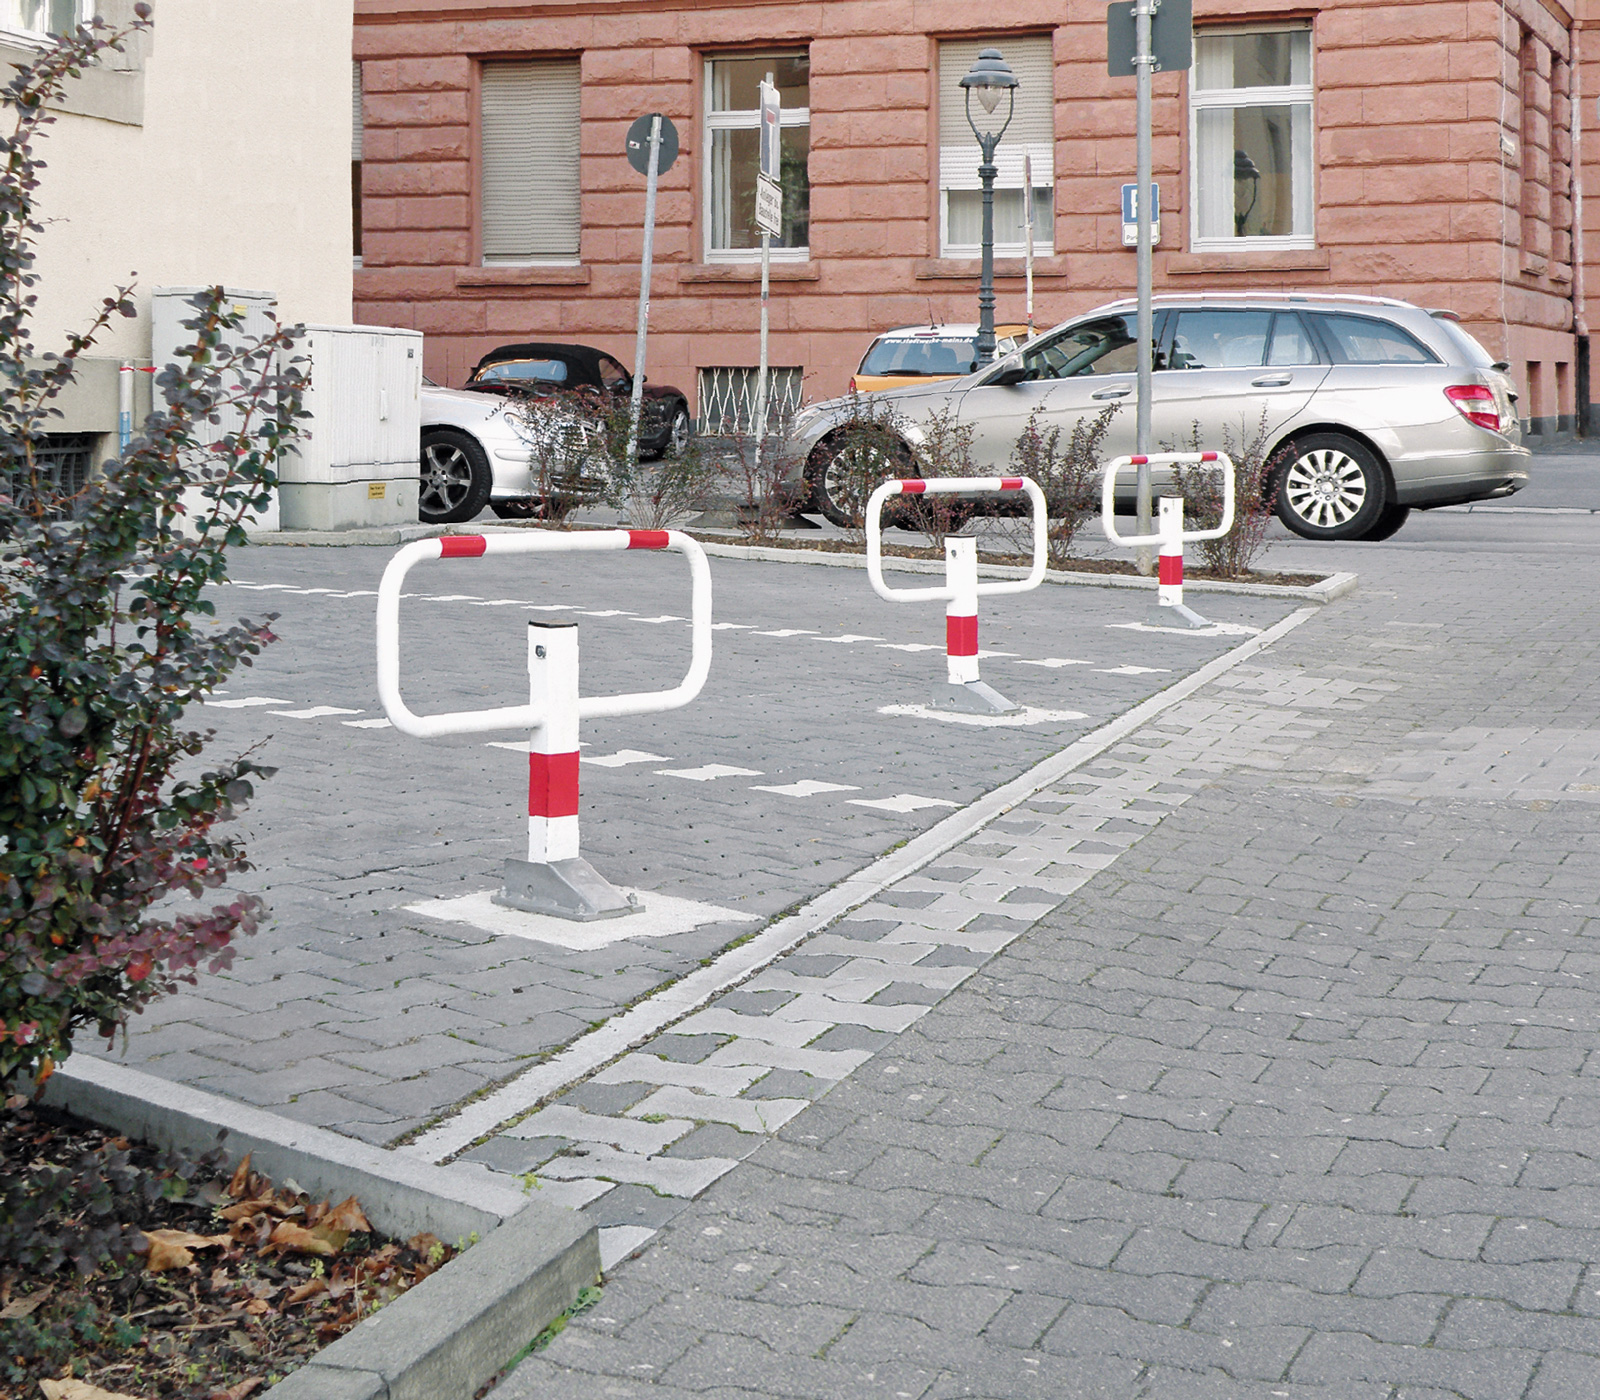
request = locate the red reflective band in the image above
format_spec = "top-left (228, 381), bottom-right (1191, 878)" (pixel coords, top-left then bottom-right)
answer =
top-left (900, 479), bottom-right (927, 494)
top-left (1158, 555), bottom-right (1184, 586)
top-left (627, 530), bottom-right (670, 550)
top-left (528, 751), bottom-right (580, 819)
top-left (440, 536), bottom-right (487, 558)
top-left (1200, 452), bottom-right (1218, 462)
top-left (1130, 455), bottom-right (1148, 465)
top-left (1000, 477), bottom-right (1023, 491)
top-left (946, 614), bottom-right (978, 656)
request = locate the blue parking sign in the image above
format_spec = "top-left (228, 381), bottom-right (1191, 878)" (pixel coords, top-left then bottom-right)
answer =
top-left (1121, 182), bottom-right (1161, 247)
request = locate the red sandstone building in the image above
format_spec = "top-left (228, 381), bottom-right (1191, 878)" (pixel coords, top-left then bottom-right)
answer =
top-left (354, 0), bottom-right (1597, 437)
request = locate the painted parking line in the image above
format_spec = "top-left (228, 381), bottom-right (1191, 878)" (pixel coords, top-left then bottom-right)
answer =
top-left (202, 696), bottom-right (293, 708)
top-left (711, 623), bottom-right (753, 631)
top-left (1015, 657), bottom-right (1091, 668)
top-left (580, 609), bottom-right (633, 617)
top-left (582, 750), bottom-right (671, 767)
top-left (878, 643), bottom-right (942, 653)
top-left (814, 634), bottom-right (885, 644)
top-left (656, 764), bottom-right (765, 782)
top-left (754, 629), bottom-right (816, 638)
top-left (1096, 664), bottom-right (1170, 676)
top-left (846, 793), bottom-right (961, 814)
top-left (269, 706), bottom-right (364, 720)
top-left (425, 595), bottom-right (483, 603)
top-left (750, 780), bottom-right (862, 798)
top-left (343, 718), bottom-right (392, 729)
top-left (631, 615), bottom-right (686, 624)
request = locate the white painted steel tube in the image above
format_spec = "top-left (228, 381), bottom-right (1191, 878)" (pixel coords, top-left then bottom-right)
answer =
top-left (1101, 453), bottom-right (1235, 549)
top-left (375, 529), bottom-right (712, 738)
top-left (865, 476), bottom-right (1047, 604)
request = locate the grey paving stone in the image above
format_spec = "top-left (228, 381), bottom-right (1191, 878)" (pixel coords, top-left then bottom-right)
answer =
top-left (642, 1033), bottom-right (734, 1064)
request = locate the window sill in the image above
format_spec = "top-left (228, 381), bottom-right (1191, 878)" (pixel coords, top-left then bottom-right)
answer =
top-left (1167, 249), bottom-right (1329, 274)
top-left (455, 266), bottom-right (591, 288)
top-left (915, 256), bottom-right (1070, 280)
top-left (680, 263), bottom-right (821, 283)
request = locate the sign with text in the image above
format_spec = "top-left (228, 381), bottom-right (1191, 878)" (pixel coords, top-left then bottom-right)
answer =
top-left (755, 174), bottom-right (783, 237)
top-left (1121, 182), bottom-right (1161, 247)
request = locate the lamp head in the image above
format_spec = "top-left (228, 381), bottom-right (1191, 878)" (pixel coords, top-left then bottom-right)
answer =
top-left (960, 48), bottom-right (1018, 143)
top-left (1233, 149), bottom-right (1261, 182)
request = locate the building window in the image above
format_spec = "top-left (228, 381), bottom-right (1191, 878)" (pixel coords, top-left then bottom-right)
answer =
top-left (698, 366), bottom-right (804, 433)
top-left (352, 61), bottom-right (364, 263)
top-left (1190, 25), bottom-right (1314, 250)
top-left (704, 52), bottom-right (810, 261)
top-left (938, 37), bottom-right (1054, 260)
top-left (1, 0), bottom-right (78, 39)
top-left (480, 59), bottom-right (581, 265)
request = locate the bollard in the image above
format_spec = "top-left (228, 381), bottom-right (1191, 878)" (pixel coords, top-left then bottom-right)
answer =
top-left (1101, 453), bottom-right (1235, 630)
top-left (866, 476), bottom-right (1047, 714)
top-left (376, 530), bottom-right (712, 920)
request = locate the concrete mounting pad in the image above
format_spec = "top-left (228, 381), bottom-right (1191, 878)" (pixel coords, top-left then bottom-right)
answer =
top-left (406, 887), bottom-right (758, 950)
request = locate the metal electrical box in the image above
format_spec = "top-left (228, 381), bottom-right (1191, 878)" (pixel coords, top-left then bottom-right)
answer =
top-left (276, 324), bottom-right (423, 531)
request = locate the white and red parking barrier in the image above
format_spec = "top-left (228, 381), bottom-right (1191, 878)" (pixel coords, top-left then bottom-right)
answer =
top-left (376, 529), bottom-right (712, 920)
top-left (866, 476), bottom-right (1047, 714)
top-left (1101, 453), bottom-right (1235, 630)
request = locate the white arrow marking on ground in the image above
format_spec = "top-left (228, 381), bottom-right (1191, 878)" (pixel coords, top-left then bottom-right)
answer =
top-left (814, 634), bottom-right (885, 644)
top-left (1015, 658), bottom-right (1091, 668)
top-left (1096, 665), bottom-right (1171, 676)
top-left (847, 793), bottom-right (961, 814)
top-left (657, 764), bottom-right (764, 781)
top-left (269, 706), bottom-right (365, 719)
top-left (632, 615), bottom-right (686, 624)
top-left (750, 780), bottom-right (861, 798)
top-left (877, 643), bottom-right (942, 652)
top-left (755, 629), bottom-right (817, 637)
top-left (583, 749), bottom-right (671, 767)
top-left (343, 718), bottom-right (392, 729)
top-left (202, 696), bottom-right (293, 708)
top-left (711, 623), bottom-right (754, 631)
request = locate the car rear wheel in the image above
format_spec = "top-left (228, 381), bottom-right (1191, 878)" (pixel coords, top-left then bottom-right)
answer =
top-left (420, 429), bottom-right (491, 524)
top-left (1274, 433), bottom-right (1387, 541)
top-left (806, 431), bottom-right (912, 528)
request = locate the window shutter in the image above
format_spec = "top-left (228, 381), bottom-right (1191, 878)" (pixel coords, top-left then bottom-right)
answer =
top-left (938, 36), bottom-right (1054, 191)
top-left (481, 59), bottom-right (581, 263)
top-left (352, 61), bottom-right (363, 162)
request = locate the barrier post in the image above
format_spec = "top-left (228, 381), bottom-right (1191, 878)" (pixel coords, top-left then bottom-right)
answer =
top-left (1101, 453), bottom-right (1235, 630)
top-left (866, 476), bottom-right (1048, 714)
top-left (376, 529), bottom-right (712, 920)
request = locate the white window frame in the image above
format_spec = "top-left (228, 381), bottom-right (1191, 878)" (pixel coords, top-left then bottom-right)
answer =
top-left (1188, 21), bottom-right (1316, 253)
top-left (938, 36), bottom-right (1055, 261)
top-left (479, 58), bottom-right (582, 267)
top-left (0, 0), bottom-right (81, 47)
top-left (702, 53), bottom-right (810, 263)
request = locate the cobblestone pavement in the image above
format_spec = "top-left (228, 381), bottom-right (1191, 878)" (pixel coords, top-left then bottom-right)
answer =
top-left (492, 520), bottom-right (1600, 1400)
top-left (104, 538), bottom-right (1295, 1145)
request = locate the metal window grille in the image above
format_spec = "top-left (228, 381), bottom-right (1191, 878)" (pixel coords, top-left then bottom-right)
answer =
top-left (696, 366), bottom-right (803, 435)
top-left (3, 433), bottom-right (96, 517)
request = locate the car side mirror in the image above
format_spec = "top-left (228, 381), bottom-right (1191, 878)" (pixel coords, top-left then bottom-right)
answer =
top-left (988, 364), bottom-right (1028, 386)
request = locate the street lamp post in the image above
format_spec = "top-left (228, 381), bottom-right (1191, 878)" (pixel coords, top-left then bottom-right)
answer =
top-left (1233, 149), bottom-right (1261, 237)
top-left (960, 48), bottom-right (1017, 368)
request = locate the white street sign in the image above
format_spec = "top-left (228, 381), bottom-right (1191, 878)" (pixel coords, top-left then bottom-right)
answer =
top-left (755, 173), bottom-right (783, 237)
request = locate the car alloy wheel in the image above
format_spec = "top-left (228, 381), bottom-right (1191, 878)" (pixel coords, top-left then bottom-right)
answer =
top-left (419, 429), bottom-right (492, 524)
top-left (664, 404), bottom-right (691, 458)
top-left (1275, 433), bottom-right (1386, 541)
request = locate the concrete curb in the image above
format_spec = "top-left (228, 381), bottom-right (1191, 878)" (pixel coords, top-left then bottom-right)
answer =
top-left (688, 538), bottom-right (1357, 604)
top-left (247, 523), bottom-right (446, 548)
top-left (45, 1056), bottom-right (601, 1399)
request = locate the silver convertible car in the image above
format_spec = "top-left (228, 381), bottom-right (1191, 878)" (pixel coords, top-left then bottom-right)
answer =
top-left (790, 293), bottom-right (1530, 542)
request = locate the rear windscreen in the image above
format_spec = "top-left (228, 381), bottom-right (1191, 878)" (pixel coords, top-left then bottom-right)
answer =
top-left (1431, 316), bottom-right (1497, 369)
top-left (473, 358), bottom-right (568, 385)
top-left (859, 336), bottom-right (979, 377)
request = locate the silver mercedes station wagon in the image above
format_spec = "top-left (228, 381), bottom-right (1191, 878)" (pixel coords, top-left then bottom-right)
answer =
top-left (789, 293), bottom-right (1529, 542)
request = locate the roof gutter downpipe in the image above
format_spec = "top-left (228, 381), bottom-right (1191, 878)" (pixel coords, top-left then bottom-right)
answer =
top-left (1572, 17), bottom-right (1589, 436)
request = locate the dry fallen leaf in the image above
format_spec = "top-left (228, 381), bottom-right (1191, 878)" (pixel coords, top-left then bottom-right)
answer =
top-left (285, 1277), bottom-right (328, 1306)
top-left (323, 1195), bottom-right (372, 1234)
top-left (39, 1380), bottom-right (144, 1400)
top-left (141, 1228), bottom-right (230, 1273)
top-left (226, 1152), bottom-right (254, 1199)
top-left (217, 1196), bottom-right (274, 1223)
top-left (207, 1381), bottom-right (263, 1400)
top-left (0, 1284), bottom-right (51, 1320)
top-left (267, 1220), bottom-right (337, 1257)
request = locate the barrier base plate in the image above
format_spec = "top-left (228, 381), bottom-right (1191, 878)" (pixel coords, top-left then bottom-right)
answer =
top-left (932, 679), bottom-right (1022, 716)
top-left (1148, 601), bottom-right (1211, 630)
top-left (494, 857), bottom-right (643, 922)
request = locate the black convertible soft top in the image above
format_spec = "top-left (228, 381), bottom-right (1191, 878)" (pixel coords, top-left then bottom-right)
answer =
top-left (469, 343), bottom-right (616, 385)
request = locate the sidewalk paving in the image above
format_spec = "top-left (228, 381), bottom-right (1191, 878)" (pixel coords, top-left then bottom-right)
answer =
top-left (486, 526), bottom-right (1600, 1399)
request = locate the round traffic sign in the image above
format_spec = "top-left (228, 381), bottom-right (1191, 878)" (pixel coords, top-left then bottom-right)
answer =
top-left (625, 113), bottom-right (679, 176)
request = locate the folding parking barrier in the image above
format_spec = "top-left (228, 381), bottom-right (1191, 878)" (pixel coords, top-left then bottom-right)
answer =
top-left (376, 530), bottom-right (712, 921)
top-left (866, 476), bottom-right (1047, 715)
top-left (1101, 453), bottom-right (1235, 630)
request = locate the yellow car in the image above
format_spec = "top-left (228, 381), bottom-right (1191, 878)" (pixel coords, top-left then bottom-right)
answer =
top-left (851, 323), bottom-right (1030, 393)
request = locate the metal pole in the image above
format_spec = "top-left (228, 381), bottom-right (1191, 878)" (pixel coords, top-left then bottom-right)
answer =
top-left (627, 115), bottom-right (662, 469)
top-left (1023, 153), bottom-right (1035, 337)
top-left (976, 136), bottom-right (999, 366)
top-left (754, 72), bottom-right (774, 470)
top-left (1133, 0), bottom-right (1155, 575)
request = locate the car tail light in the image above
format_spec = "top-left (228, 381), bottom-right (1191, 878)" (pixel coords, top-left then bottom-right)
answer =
top-left (1445, 383), bottom-right (1501, 431)
top-left (849, 375), bottom-right (858, 393)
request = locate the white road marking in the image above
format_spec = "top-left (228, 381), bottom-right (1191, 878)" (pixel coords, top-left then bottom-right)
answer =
top-left (877, 643), bottom-right (942, 653)
top-left (405, 887), bottom-right (756, 951)
top-left (755, 629), bottom-right (817, 637)
top-left (814, 634), bottom-right (885, 644)
top-left (580, 609), bottom-right (633, 617)
top-left (632, 615), bottom-right (686, 624)
top-left (847, 793), bottom-right (962, 814)
top-left (1015, 658), bottom-right (1091, 668)
top-left (975, 650), bottom-right (1017, 659)
top-left (1096, 665), bottom-right (1171, 676)
top-left (270, 706), bottom-right (365, 720)
top-left (471, 598), bottom-right (536, 606)
top-left (527, 604), bottom-right (577, 611)
top-left (343, 718), bottom-right (392, 729)
top-left (750, 780), bottom-right (861, 798)
top-left (583, 749), bottom-right (671, 767)
top-left (877, 703), bottom-right (1090, 728)
top-left (486, 740), bottom-right (527, 753)
top-left (657, 764), bottom-right (764, 781)
top-left (202, 696), bottom-right (293, 708)
top-left (711, 623), bottom-right (754, 631)
top-left (1108, 620), bottom-right (1262, 637)
top-left (426, 595), bottom-right (482, 603)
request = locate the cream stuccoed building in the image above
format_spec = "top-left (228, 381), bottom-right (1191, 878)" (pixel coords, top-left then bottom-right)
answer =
top-left (18, 1), bottom-right (414, 531)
